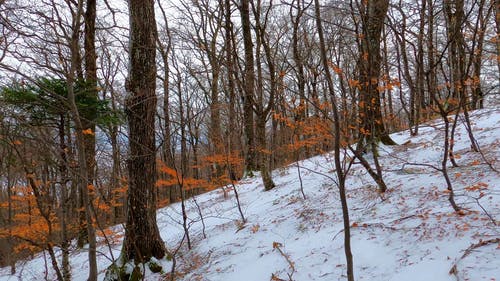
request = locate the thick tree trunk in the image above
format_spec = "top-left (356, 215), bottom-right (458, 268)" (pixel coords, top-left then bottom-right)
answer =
top-left (122, 0), bottom-right (165, 263)
top-left (445, 0), bottom-right (479, 153)
top-left (359, 0), bottom-right (396, 145)
top-left (256, 115), bottom-right (275, 190)
top-left (240, 0), bottom-right (257, 173)
top-left (444, 0), bottom-right (466, 101)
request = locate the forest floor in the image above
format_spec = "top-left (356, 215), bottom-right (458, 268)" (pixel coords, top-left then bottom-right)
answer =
top-left (1, 107), bottom-right (500, 281)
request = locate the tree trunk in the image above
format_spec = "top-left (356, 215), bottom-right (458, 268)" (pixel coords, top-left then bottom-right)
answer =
top-left (209, 49), bottom-right (223, 178)
top-left (256, 115), bottom-right (275, 190)
top-left (68, 2), bottom-right (98, 280)
top-left (178, 78), bottom-right (192, 249)
top-left (155, 13), bottom-right (176, 204)
top-left (495, 0), bottom-right (500, 81)
top-left (122, 0), bottom-right (166, 263)
top-left (470, 0), bottom-right (490, 109)
top-left (314, 1), bottom-right (354, 280)
top-left (426, 0), bottom-right (437, 110)
top-left (58, 115), bottom-right (70, 281)
top-left (444, 0), bottom-right (466, 101)
top-left (415, 0), bottom-right (427, 134)
top-left (78, 0), bottom-right (98, 249)
top-left (393, 10), bottom-right (416, 135)
top-left (291, 0), bottom-right (307, 157)
top-left (358, 0), bottom-right (396, 145)
top-left (224, 0), bottom-right (240, 179)
top-left (240, 0), bottom-right (257, 173)
top-left (6, 169), bottom-right (15, 274)
top-left (253, 0), bottom-right (276, 190)
top-left (110, 121), bottom-right (122, 223)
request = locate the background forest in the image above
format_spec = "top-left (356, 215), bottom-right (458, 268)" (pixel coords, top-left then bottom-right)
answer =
top-left (0, 0), bottom-right (499, 280)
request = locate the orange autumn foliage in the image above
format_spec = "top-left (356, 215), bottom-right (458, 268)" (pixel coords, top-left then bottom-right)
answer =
top-left (0, 185), bottom-right (60, 254)
top-left (156, 148), bottom-right (244, 199)
top-left (157, 160), bottom-right (218, 192)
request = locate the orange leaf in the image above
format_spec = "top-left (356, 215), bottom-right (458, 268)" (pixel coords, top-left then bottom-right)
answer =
top-left (82, 128), bottom-right (95, 135)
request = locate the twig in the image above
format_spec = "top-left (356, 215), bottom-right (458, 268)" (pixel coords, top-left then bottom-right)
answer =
top-left (272, 242), bottom-right (295, 281)
top-left (332, 229), bottom-right (344, 241)
top-left (449, 238), bottom-right (500, 279)
top-left (297, 165), bottom-right (338, 185)
top-left (400, 162), bottom-right (442, 172)
top-left (470, 195), bottom-right (497, 226)
top-left (458, 115), bottom-right (499, 174)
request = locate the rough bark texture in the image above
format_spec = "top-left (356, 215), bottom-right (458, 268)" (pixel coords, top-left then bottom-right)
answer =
top-left (123, 0), bottom-right (166, 262)
top-left (77, 0), bottom-right (97, 250)
top-left (444, 0), bottom-right (466, 101)
top-left (254, 4), bottom-right (276, 191)
top-left (240, 0), bottom-right (257, 173)
top-left (58, 115), bottom-right (70, 281)
top-left (470, 0), bottom-right (489, 109)
top-left (256, 115), bottom-right (275, 191)
top-left (223, 0), bottom-right (242, 181)
top-left (426, 0), bottom-right (437, 109)
top-left (359, 0), bottom-right (395, 145)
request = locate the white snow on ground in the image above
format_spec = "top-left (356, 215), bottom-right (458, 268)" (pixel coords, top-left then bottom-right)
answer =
top-left (1, 108), bottom-right (500, 281)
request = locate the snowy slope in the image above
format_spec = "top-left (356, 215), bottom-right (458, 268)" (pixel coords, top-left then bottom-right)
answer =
top-left (1, 108), bottom-right (500, 281)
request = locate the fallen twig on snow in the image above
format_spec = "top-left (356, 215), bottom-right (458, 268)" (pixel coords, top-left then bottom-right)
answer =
top-left (449, 238), bottom-right (500, 280)
top-left (272, 242), bottom-right (295, 281)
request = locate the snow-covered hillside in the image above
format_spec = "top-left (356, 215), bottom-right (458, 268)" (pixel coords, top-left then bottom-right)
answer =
top-left (1, 108), bottom-right (500, 281)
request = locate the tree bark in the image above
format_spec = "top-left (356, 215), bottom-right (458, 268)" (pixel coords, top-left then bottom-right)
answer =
top-left (314, 1), bottom-right (354, 280)
top-left (240, 0), bottom-right (257, 173)
top-left (58, 115), bottom-right (70, 281)
top-left (224, 0), bottom-right (240, 179)
top-left (358, 0), bottom-right (396, 145)
top-left (78, 0), bottom-right (98, 251)
top-left (67, 1), bottom-right (98, 280)
top-left (122, 0), bottom-right (166, 263)
top-left (253, 0), bottom-right (276, 190)
top-left (494, 0), bottom-right (500, 81)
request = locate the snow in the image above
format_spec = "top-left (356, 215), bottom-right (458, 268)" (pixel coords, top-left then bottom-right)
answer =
top-left (1, 107), bottom-right (500, 281)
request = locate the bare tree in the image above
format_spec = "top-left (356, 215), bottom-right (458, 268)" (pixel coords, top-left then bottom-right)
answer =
top-left (240, 0), bottom-right (257, 173)
top-left (357, 0), bottom-right (396, 146)
top-left (121, 0), bottom-right (166, 264)
top-left (314, 1), bottom-right (354, 280)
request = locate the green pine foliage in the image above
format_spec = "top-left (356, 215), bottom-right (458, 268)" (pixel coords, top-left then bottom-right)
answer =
top-left (1, 77), bottom-right (123, 128)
